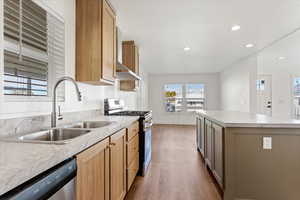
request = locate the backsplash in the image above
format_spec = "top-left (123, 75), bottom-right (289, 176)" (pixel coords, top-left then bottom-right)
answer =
top-left (0, 109), bottom-right (101, 138)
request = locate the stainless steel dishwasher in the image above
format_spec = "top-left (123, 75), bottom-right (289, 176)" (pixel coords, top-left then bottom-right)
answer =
top-left (0, 158), bottom-right (76, 200)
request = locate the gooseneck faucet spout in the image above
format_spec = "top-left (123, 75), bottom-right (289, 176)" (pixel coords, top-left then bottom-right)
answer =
top-left (51, 76), bottom-right (82, 128)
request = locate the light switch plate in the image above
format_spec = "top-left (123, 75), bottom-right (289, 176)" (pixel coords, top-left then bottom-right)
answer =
top-left (263, 136), bottom-right (272, 150)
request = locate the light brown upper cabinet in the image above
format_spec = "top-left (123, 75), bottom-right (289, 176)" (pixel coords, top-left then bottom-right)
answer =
top-left (120, 41), bottom-right (140, 91)
top-left (76, 0), bottom-right (116, 85)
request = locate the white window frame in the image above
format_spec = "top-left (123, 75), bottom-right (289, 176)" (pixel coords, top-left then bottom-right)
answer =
top-left (2, 0), bottom-right (65, 102)
top-left (164, 83), bottom-right (206, 113)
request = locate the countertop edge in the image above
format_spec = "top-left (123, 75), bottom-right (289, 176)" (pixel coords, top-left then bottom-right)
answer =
top-left (196, 111), bottom-right (300, 128)
top-left (0, 115), bottom-right (139, 196)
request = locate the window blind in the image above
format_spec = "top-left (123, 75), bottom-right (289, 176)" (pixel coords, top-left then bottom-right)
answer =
top-left (48, 13), bottom-right (65, 101)
top-left (4, 50), bottom-right (48, 96)
top-left (3, 0), bottom-right (65, 99)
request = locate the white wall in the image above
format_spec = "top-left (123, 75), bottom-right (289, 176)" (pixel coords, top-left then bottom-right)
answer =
top-left (0, 0), bottom-right (148, 119)
top-left (220, 57), bottom-right (257, 113)
top-left (257, 57), bottom-right (300, 118)
top-left (148, 73), bottom-right (220, 125)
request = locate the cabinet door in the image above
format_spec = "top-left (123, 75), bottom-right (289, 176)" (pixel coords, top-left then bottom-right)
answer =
top-left (198, 116), bottom-right (205, 157)
top-left (212, 123), bottom-right (224, 188)
top-left (127, 153), bottom-right (139, 191)
top-left (196, 117), bottom-right (200, 151)
top-left (204, 120), bottom-right (214, 169)
top-left (76, 0), bottom-right (102, 82)
top-left (110, 129), bottom-right (127, 200)
top-left (200, 118), bottom-right (205, 156)
top-left (102, 0), bottom-right (116, 82)
top-left (120, 41), bottom-right (139, 91)
top-left (76, 138), bottom-right (110, 200)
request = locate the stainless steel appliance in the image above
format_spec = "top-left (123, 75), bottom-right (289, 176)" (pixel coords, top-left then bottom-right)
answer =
top-left (0, 159), bottom-right (76, 200)
top-left (104, 99), bottom-right (153, 176)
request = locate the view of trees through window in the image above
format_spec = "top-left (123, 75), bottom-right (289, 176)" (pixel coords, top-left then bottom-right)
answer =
top-left (164, 83), bottom-right (205, 112)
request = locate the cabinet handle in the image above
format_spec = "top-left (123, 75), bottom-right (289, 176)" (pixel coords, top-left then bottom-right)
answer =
top-left (110, 142), bottom-right (116, 146)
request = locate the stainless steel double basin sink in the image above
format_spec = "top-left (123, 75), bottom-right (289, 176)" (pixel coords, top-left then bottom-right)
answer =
top-left (4, 121), bottom-right (115, 145)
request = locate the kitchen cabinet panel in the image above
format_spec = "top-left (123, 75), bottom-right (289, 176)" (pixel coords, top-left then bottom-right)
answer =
top-left (212, 122), bottom-right (224, 188)
top-left (120, 41), bottom-right (140, 91)
top-left (110, 129), bottom-right (127, 200)
top-left (102, 0), bottom-right (116, 82)
top-left (196, 116), bottom-right (205, 157)
top-left (127, 121), bottom-right (139, 141)
top-left (127, 133), bottom-right (139, 166)
top-left (126, 121), bottom-right (140, 191)
top-left (127, 154), bottom-right (139, 191)
top-left (76, 138), bottom-right (110, 200)
top-left (76, 0), bottom-right (116, 85)
top-left (205, 120), bottom-right (214, 169)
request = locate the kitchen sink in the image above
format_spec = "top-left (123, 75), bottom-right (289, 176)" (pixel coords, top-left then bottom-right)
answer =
top-left (4, 128), bottom-right (91, 145)
top-left (67, 121), bottom-right (114, 129)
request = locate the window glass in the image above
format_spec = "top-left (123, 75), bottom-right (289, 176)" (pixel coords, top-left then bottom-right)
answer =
top-left (257, 79), bottom-right (265, 91)
top-left (3, 0), bottom-right (65, 100)
top-left (164, 84), bottom-right (183, 112)
top-left (186, 84), bottom-right (205, 112)
top-left (164, 83), bottom-right (205, 112)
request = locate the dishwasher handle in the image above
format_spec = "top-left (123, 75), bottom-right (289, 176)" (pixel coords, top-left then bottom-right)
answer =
top-left (0, 158), bottom-right (77, 200)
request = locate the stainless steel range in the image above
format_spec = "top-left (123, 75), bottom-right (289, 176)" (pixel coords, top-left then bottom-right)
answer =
top-left (104, 99), bottom-right (153, 176)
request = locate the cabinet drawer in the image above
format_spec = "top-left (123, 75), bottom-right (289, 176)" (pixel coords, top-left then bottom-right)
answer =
top-left (127, 154), bottom-right (139, 191)
top-left (127, 121), bottom-right (139, 141)
top-left (127, 133), bottom-right (139, 166)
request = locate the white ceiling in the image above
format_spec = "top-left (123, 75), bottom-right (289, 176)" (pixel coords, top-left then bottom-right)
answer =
top-left (110, 0), bottom-right (300, 74)
top-left (258, 29), bottom-right (300, 74)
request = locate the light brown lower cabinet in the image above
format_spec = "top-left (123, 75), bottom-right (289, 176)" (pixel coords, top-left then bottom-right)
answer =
top-left (110, 129), bottom-right (127, 200)
top-left (127, 154), bottom-right (139, 191)
top-left (76, 122), bottom-right (139, 200)
top-left (126, 123), bottom-right (139, 191)
top-left (76, 138), bottom-right (110, 200)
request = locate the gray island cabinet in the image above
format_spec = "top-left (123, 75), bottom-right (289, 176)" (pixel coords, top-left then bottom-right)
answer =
top-left (196, 110), bottom-right (300, 200)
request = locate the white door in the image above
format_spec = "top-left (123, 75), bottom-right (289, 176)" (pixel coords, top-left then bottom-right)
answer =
top-left (257, 75), bottom-right (272, 116)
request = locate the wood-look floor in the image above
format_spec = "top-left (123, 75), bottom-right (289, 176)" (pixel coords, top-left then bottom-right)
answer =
top-left (125, 124), bottom-right (221, 200)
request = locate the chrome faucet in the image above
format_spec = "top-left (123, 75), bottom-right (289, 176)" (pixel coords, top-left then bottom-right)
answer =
top-left (51, 76), bottom-right (82, 128)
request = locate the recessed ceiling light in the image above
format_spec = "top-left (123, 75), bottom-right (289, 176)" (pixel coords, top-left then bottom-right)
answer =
top-left (245, 43), bottom-right (254, 48)
top-left (278, 56), bottom-right (286, 60)
top-left (231, 25), bottom-right (241, 31)
top-left (184, 47), bottom-right (191, 51)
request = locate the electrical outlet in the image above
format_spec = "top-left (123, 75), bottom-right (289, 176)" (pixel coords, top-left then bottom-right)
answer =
top-left (263, 137), bottom-right (272, 150)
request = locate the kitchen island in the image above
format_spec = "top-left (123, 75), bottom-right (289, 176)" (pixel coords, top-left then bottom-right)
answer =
top-left (196, 110), bottom-right (300, 200)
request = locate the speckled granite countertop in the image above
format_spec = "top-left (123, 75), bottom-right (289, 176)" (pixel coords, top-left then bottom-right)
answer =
top-left (0, 115), bottom-right (139, 195)
top-left (196, 110), bottom-right (300, 128)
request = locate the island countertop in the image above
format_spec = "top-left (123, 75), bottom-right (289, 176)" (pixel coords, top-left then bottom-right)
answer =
top-left (0, 115), bottom-right (139, 196)
top-left (196, 110), bottom-right (300, 128)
